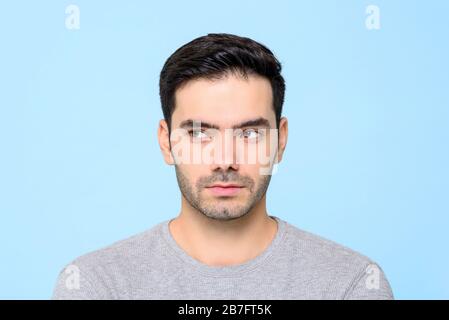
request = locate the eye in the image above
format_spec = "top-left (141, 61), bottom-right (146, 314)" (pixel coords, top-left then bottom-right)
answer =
top-left (188, 130), bottom-right (211, 142)
top-left (241, 128), bottom-right (261, 141)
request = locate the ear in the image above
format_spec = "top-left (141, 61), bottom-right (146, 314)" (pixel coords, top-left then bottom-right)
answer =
top-left (157, 119), bottom-right (175, 165)
top-left (275, 117), bottom-right (288, 164)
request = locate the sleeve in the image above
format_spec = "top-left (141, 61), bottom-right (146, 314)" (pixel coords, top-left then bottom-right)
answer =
top-left (51, 261), bottom-right (111, 300)
top-left (343, 262), bottom-right (394, 300)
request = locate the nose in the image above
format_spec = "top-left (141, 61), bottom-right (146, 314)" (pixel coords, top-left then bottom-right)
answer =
top-left (209, 129), bottom-right (240, 172)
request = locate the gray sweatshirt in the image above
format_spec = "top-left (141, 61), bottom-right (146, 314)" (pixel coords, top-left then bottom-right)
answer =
top-left (52, 215), bottom-right (394, 299)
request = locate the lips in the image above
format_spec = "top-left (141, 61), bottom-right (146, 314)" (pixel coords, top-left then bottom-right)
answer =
top-left (205, 183), bottom-right (244, 197)
top-left (207, 183), bottom-right (243, 188)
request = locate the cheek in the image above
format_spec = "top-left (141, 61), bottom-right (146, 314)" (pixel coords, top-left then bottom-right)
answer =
top-left (181, 164), bottom-right (209, 186)
top-left (237, 168), bottom-right (259, 186)
top-left (191, 164), bottom-right (210, 177)
top-left (236, 139), bottom-right (277, 167)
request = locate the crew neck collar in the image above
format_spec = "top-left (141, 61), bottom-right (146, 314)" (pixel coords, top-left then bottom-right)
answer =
top-left (159, 215), bottom-right (287, 277)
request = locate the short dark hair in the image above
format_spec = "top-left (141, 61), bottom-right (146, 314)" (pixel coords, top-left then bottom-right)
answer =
top-left (159, 33), bottom-right (286, 132)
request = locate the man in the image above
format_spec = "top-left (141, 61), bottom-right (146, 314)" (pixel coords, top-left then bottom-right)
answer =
top-left (52, 33), bottom-right (393, 299)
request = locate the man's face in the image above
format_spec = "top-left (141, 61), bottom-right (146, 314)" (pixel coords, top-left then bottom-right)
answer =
top-left (162, 72), bottom-right (284, 221)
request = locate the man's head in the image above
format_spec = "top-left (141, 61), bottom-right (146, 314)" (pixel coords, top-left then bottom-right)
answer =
top-left (158, 33), bottom-right (288, 221)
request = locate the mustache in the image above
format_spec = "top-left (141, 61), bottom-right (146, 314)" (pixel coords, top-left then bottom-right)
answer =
top-left (196, 172), bottom-right (254, 189)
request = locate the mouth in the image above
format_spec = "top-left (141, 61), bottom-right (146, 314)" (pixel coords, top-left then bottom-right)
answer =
top-left (205, 184), bottom-right (245, 197)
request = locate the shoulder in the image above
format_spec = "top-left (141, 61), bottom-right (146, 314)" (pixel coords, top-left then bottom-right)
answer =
top-left (279, 219), bottom-right (394, 299)
top-left (283, 221), bottom-right (373, 267)
top-left (71, 220), bottom-right (164, 269)
top-left (52, 221), bottom-right (166, 299)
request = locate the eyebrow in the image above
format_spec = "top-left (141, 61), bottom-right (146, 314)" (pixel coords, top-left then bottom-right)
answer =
top-left (178, 117), bottom-right (271, 130)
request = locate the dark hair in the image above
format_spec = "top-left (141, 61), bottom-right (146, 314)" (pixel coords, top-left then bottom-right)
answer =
top-left (159, 33), bottom-right (285, 132)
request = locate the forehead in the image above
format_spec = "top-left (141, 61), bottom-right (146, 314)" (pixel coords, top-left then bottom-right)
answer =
top-left (172, 73), bottom-right (275, 128)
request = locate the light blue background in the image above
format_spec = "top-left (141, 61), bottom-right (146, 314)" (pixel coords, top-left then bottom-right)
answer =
top-left (1, 1), bottom-right (448, 299)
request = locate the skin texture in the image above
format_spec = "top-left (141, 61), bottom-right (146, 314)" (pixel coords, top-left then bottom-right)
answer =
top-left (158, 72), bottom-right (288, 267)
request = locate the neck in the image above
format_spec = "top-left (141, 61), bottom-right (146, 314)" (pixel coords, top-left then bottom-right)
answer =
top-left (168, 195), bottom-right (278, 267)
